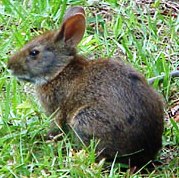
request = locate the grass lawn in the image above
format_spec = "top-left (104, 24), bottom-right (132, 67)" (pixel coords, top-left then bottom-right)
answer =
top-left (0, 0), bottom-right (178, 177)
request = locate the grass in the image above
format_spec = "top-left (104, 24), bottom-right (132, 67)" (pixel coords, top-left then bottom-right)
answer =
top-left (0, 0), bottom-right (179, 177)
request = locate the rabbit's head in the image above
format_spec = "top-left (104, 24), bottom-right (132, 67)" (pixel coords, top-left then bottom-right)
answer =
top-left (8, 6), bottom-right (85, 85)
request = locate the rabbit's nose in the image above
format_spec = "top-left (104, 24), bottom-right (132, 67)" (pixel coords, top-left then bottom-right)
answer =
top-left (7, 60), bottom-right (14, 70)
top-left (7, 61), bottom-right (11, 70)
top-left (7, 59), bottom-right (19, 71)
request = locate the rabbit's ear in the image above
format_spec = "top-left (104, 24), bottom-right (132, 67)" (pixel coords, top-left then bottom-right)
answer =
top-left (55, 7), bottom-right (86, 46)
top-left (63, 6), bottom-right (85, 22)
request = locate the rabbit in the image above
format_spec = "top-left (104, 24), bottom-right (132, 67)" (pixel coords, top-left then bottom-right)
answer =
top-left (8, 6), bottom-right (164, 166)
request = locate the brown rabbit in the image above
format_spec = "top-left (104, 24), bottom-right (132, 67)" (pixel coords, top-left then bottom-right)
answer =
top-left (8, 6), bottom-right (164, 166)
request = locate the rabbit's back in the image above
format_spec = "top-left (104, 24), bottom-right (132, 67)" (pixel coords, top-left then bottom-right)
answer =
top-left (37, 56), bottom-right (163, 165)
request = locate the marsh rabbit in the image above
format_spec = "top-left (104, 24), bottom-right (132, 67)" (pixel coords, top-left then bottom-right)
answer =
top-left (8, 6), bottom-right (164, 166)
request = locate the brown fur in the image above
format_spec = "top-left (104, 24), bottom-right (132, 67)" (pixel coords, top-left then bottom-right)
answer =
top-left (8, 6), bottom-right (164, 166)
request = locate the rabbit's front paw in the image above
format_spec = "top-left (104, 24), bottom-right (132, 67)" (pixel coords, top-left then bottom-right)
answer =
top-left (46, 128), bottom-right (63, 141)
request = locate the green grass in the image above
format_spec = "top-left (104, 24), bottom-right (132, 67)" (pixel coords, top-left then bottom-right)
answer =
top-left (0, 0), bottom-right (179, 177)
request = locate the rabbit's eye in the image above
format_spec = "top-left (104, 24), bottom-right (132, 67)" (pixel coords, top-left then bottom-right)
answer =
top-left (29, 49), bottom-right (40, 57)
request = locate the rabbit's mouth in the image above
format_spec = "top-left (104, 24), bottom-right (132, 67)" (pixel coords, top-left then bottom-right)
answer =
top-left (16, 75), bottom-right (49, 85)
top-left (9, 68), bottom-right (51, 85)
top-left (8, 68), bottom-right (35, 83)
top-left (16, 75), bottom-right (36, 83)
